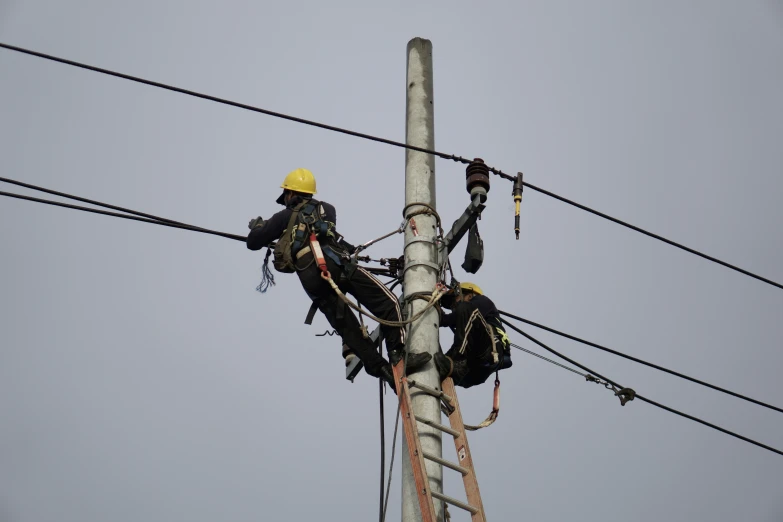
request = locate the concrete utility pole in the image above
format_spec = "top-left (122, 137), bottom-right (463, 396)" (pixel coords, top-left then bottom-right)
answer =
top-left (401, 37), bottom-right (443, 522)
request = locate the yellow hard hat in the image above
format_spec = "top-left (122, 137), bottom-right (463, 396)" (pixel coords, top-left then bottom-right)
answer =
top-left (281, 168), bottom-right (316, 194)
top-left (460, 282), bottom-right (483, 295)
top-left (276, 168), bottom-right (317, 204)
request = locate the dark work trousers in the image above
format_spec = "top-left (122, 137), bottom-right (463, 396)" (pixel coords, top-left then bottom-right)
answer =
top-left (445, 301), bottom-right (502, 388)
top-left (295, 248), bottom-right (405, 377)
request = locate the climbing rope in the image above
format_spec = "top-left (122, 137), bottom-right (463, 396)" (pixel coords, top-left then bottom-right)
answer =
top-left (321, 272), bottom-right (447, 327)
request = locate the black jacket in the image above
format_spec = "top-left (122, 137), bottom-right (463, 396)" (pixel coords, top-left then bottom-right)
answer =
top-left (441, 294), bottom-right (505, 332)
top-left (246, 196), bottom-right (337, 251)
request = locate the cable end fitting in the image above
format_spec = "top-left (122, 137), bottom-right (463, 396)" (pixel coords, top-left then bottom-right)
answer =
top-left (513, 172), bottom-right (523, 240)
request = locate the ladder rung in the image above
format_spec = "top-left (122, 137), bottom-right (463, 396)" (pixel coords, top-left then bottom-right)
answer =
top-left (407, 379), bottom-right (453, 403)
top-left (431, 491), bottom-right (478, 514)
top-left (422, 451), bottom-right (469, 476)
top-left (414, 415), bottom-right (460, 438)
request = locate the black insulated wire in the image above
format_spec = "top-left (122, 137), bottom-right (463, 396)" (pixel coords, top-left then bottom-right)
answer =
top-left (3, 40), bottom-right (782, 459)
top-left (516, 180), bottom-right (783, 291)
top-left (500, 318), bottom-right (620, 388)
top-left (0, 42), bottom-right (469, 165)
top-left (499, 318), bottom-right (783, 457)
top-left (2, 41), bottom-right (781, 290)
top-left (499, 310), bottom-right (783, 414)
top-left (0, 190), bottom-right (246, 242)
top-left (378, 341), bottom-right (385, 522)
top-left (0, 175), bottom-right (197, 229)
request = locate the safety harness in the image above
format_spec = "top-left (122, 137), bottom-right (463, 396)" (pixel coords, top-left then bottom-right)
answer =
top-left (448, 293), bottom-right (511, 431)
top-left (271, 197), bottom-right (362, 325)
top-left (291, 199), bottom-right (349, 269)
top-left (272, 198), bottom-right (346, 274)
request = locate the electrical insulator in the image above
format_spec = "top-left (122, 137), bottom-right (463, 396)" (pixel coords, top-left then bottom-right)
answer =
top-left (465, 158), bottom-right (490, 202)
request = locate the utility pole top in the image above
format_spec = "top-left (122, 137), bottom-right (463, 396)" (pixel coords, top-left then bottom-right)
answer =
top-left (407, 37), bottom-right (432, 47)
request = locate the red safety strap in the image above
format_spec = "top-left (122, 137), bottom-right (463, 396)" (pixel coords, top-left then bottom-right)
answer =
top-left (309, 232), bottom-right (330, 277)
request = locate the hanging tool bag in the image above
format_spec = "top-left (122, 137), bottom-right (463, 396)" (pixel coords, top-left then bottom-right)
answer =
top-left (461, 223), bottom-right (484, 273)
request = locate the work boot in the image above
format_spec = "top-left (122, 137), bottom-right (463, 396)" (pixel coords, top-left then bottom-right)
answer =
top-left (388, 349), bottom-right (404, 366)
top-left (404, 352), bottom-right (433, 375)
top-left (433, 352), bottom-right (454, 382)
top-left (388, 350), bottom-right (433, 373)
top-left (378, 364), bottom-right (398, 395)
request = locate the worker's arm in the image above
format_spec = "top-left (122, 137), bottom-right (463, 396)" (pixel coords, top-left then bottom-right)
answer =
top-left (471, 295), bottom-right (502, 327)
top-left (246, 208), bottom-right (291, 250)
top-left (440, 310), bottom-right (455, 328)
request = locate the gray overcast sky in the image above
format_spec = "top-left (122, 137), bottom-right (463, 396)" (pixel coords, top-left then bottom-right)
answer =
top-left (1, 1), bottom-right (782, 521)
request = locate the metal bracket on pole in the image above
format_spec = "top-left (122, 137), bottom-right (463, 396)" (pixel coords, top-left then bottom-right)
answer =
top-left (403, 259), bottom-right (443, 276)
top-left (404, 236), bottom-right (440, 249)
top-left (442, 195), bottom-right (486, 255)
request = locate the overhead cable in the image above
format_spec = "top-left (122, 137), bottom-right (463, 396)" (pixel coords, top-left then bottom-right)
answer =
top-left (0, 190), bottom-right (245, 242)
top-left (514, 181), bottom-right (783, 290)
top-left (1, 41), bottom-right (780, 290)
top-left (0, 42), bottom-right (476, 169)
top-left (499, 310), bottom-right (783, 414)
top-left (0, 175), bottom-right (196, 228)
top-left (378, 339), bottom-right (386, 522)
top-left (500, 318), bottom-right (783, 457)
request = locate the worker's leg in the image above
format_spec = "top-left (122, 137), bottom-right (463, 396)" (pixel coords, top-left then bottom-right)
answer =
top-left (446, 301), bottom-right (481, 358)
top-left (296, 256), bottom-right (387, 377)
top-left (342, 265), bottom-right (406, 356)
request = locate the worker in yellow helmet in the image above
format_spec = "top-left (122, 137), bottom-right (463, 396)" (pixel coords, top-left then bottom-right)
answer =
top-left (246, 168), bottom-right (430, 389)
top-left (412, 281), bottom-right (511, 388)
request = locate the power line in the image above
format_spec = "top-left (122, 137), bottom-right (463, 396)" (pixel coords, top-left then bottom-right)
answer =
top-left (0, 190), bottom-right (245, 242)
top-left (9, 182), bottom-right (779, 460)
top-left (0, 175), bottom-right (204, 228)
top-left (2, 41), bottom-right (781, 291)
top-left (378, 341), bottom-right (386, 522)
top-left (515, 181), bottom-right (783, 290)
top-left (510, 342), bottom-right (642, 404)
top-left (499, 310), bottom-right (783, 414)
top-left (510, 342), bottom-right (587, 378)
top-left (0, 42), bottom-right (476, 171)
top-left (500, 318), bottom-right (783, 457)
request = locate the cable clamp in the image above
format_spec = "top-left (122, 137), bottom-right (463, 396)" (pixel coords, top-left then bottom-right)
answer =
top-left (586, 375), bottom-right (636, 407)
top-left (615, 387), bottom-right (636, 406)
top-left (403, 236), bottom-right (440, 248)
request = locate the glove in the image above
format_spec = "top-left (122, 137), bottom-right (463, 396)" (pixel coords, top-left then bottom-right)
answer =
top-left (439, 292), bottom-right (455, 310)
top-left (337, 237), bottom-right (357, 253)
top-left (248, 216), bottom-right (265, 230)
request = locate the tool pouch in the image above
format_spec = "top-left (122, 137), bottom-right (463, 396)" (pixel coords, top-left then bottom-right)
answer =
top-left (461, 223), bottom-right (484, 273)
